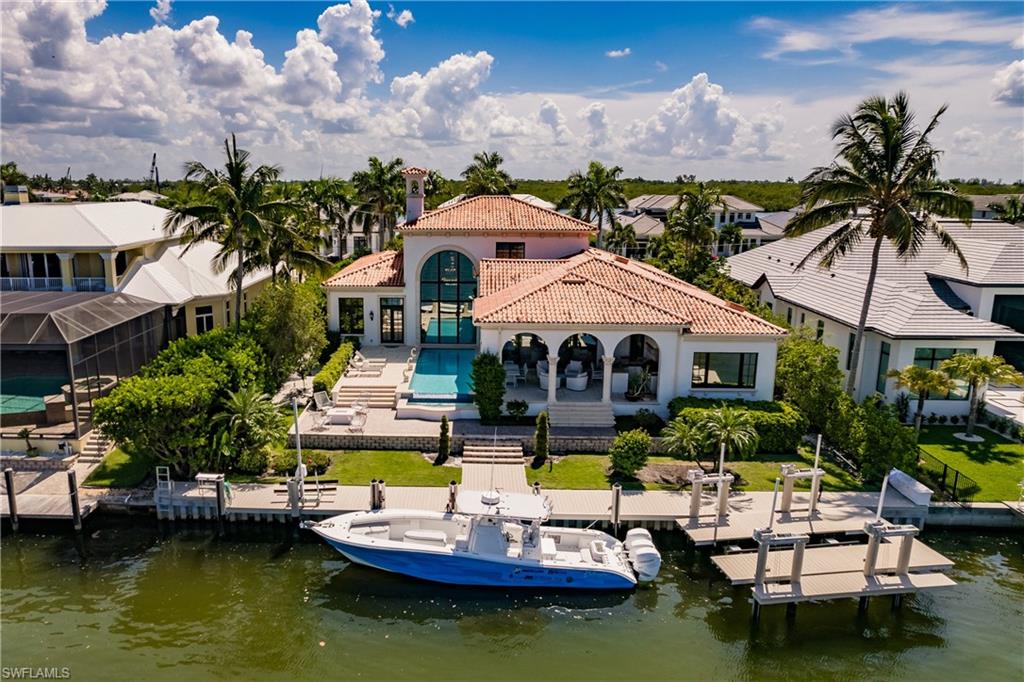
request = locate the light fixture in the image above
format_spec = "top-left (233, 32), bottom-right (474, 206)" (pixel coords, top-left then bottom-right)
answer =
top-left (369, 310), bottom-right (374, 322)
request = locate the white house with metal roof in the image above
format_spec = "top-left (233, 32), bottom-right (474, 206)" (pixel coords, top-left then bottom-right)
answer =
top-left (324, 168), bottom-right (785, 425)
top-left (728, 220), bottom-right (1024, 416)
top-left (0, 201), bottom-right (272, 335)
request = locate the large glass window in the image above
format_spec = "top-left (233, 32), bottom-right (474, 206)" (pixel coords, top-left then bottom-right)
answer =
top-left (846, 332), bottom-right (856, 370)
top-left (692, 352), bottom-right (757, 389)
top-left (913, 347), bottom-right (975, 400)
top-left (420, 251), bottom-right (476, 344)
top-left (875, 342), bottom-right (891, 393)
top-left (338, 298), bottom-right (365, 334)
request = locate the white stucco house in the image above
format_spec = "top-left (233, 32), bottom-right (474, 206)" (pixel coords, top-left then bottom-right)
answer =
top-left (324, 168), bottom-right (785, 426)
top-left (728, 220), bottom-right (1024, 417)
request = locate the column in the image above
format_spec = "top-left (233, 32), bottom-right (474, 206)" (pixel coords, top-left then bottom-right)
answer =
top-left (601, 354), bottom-right (613, 403)
top-left (57, 253), bottom-right (74, 292)
top-left (99, 252), bottom-right (116, 291)
top-left (546, 353), bottom-right (558, 405)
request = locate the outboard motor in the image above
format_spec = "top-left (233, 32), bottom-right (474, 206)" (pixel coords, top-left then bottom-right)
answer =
top-left (624, 528), bottom-right (662, 582)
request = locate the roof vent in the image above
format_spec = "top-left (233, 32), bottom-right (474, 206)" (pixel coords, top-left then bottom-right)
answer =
top-left (564, 277), bottom-right (586, 285)
top-left (614, 255), bottom-right (629, 264)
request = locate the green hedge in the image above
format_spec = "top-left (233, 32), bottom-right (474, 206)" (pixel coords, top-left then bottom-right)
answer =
top-left (667, 396), bottom-right (808, 454)
top-left (313, 342), bottom-right (355, 394)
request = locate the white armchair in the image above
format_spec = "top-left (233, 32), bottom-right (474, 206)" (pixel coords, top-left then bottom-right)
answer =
top-left (565, 373), bottom-right (588, 391)
top-left (565, 360), bottom-right (584, 377)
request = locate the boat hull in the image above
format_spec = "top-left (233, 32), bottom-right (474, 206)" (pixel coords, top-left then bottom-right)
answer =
top-left (323, 537), bottom-right (637, 590)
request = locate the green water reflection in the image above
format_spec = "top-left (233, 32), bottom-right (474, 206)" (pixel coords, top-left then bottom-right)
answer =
top-left (1, 520), bottom-right (1021, 680)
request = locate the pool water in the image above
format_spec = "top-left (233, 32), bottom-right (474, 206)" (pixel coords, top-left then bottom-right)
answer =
top-left (409, 349), bottom-right (476, 401)
top-left (0, 374), bottom-right (67, 414)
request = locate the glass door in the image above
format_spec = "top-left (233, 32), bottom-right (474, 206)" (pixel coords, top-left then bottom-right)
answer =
top-left (380, 297), bottom-right (404, 344)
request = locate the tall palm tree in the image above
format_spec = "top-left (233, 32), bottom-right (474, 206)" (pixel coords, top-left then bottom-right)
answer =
top-left (301, 177), bottom-right (354, 256)
top-left (940, 354), bottom-right (1024, 437)
top-left (604, 220), bottom-right (638, 256)
top-left (718, 223), bottom-right (744, 255)
top-left (786, 93), bottom-right (973, 394)
top-left (164, 134), bottom-right (293, 331)
top-left (212, 385), bottom-right (284, 465)
top-left (701, 404), bottom-right (759, 468)
top-left (991, 195), bottom-right (1024, 224)
top-left (559, 161), bottom-right (627, 247)
top-left (667, 182), bottom-right (724, 259)
top-left (887, 365), bottom-right (956, 432)
top-left (351, 157), bottom-right (404, 251)
top-left (265, 184), bottom-right (331, 282)
top-left (461, 151), bottom-right (515, 196)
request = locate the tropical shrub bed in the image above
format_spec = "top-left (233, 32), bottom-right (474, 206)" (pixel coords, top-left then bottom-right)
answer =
top-left (667, 397), bottom-right (807, 454)
top-left (313, 342), bottom-right (355, 394)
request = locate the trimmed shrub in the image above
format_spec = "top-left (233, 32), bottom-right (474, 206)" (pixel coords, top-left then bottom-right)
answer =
top-left (927, 413), bottom-right (938, 424)
top-left (142, 328), bottom-right (269, 392)
top-left (506, 400), bottom-right (529, 418)
top-left (313, 342), bottom-right (355, 394)
top-left (270, 449), bottom-right (330, 476)
top-left (471, 352), bottom-right (506, 423)
top-left (534, 411), bottom-right (550, 461)
top-left (437, 415), bottom-right (451, 464)
top-left (610, 429), bottom-right (651, 477)
top-left (667, 396), bottom-right (807, 454)
top-left (856, 396), bottom-right (918, 483)
top-left (632, 408), bottom-right (665, 435)
top-left (950, 415), bottom-right (960, 425)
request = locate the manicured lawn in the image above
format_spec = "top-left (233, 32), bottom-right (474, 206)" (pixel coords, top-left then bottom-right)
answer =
top-left (918, 426), bottom-right (1024, 502)
top-left (230, 449), bottom-right (461, 487)
top-left (727, 447), bottom-right (865, 492)
top-left (526, 455), bottom-right (680, 491)
top-left (83, 447), bottom-right (155, 488)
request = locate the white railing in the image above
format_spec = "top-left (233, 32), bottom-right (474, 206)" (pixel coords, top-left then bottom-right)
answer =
top-left (0, 276), bottom-right (63, 291)
top-left (73, 277), bottom-right (107, 292)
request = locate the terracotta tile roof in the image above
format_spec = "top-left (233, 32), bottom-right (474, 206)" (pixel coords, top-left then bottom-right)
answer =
top-left (401, 166), bottom-right (430, 175)
top-left (323, 251), bottom-right (404, 288)
top-left (401, 195), bottom-right (596, 234)
top-left (474, 249), bottom-right (784, 335)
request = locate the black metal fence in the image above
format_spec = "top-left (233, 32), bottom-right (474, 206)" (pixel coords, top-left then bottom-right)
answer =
top-left (917, 449), bottom-right (980, 503)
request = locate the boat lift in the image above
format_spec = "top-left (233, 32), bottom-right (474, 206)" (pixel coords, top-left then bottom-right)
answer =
top-left (779, 434), bottom-right (826, 515)
top-left (688, 443), bottom-right (734, 519)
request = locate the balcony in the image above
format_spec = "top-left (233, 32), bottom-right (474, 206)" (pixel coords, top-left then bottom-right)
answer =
top-left (73, 277), bottom-right (107, 292)
top-left (0, 277), bottom-right (63, 291)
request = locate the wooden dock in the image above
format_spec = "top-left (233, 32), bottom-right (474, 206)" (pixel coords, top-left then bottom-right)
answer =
top-left (712, 539), bottom-right (953, 585)
top-left (753, 571), bottom-right (956, 605)
top-left (1, 493), bottom-right (98, 521)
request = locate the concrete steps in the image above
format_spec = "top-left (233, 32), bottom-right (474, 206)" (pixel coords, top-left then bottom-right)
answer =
top-left (462, 441), bottom-right (525, 464)
top-left (547, 401), bottom-right (615, 428)
top-left (335, 385), bottom-right (397, 409)
top-left (78, 430), bottom-right (113, 463)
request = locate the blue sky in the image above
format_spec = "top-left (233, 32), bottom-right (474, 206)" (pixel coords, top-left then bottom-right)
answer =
top-left (3, 1), bottom-right (1022, 180)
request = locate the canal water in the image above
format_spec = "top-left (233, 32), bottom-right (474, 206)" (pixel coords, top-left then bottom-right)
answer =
top-left (1, 520), bottom-right (1021, 680)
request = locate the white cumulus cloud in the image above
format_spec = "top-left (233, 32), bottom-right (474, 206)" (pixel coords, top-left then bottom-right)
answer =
top-left (606, 48), bottom-right (631, 58)
top-left (386, 5), bottom-right (414, 28)
top-left (150, 0), bottom-right (172, 25)
top-left (578, 102), bottom-right (611, 148)
top-left (538, 98), bottom-right (572, 145)
top-left (992, 60), bottom-right (1024, 105)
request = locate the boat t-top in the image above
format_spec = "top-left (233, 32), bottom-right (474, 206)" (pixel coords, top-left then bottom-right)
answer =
top-left (305, 489), bottom-right (661, 590)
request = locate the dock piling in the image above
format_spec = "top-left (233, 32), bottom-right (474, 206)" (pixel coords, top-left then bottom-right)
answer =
top-left (447, 480), bottom-right (458, 512)
top-left (67, 469), bottom-right (82, 531)
top-left (4, 468), bottom-right (18, 532)
top-left (215, 478), bottom-right (226, 518)
top-left (611, 483), bottom-right (622, 533)
top-left (370, 479), bottom-right (379, 510)
top-left (288, 479), bottom-right (300, 519)
top-left (378, 480), bottom-right (386, 509)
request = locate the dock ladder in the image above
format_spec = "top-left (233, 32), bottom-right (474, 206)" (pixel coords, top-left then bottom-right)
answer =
top-left (155, 466), bottom-right (172, 519)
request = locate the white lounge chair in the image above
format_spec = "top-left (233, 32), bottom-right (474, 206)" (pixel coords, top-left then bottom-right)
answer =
top-left (565, 360), bottom-right (584, 377)
top-left (312, 391), bottom-right (332, 411)
top-left (565, 373), bottom-right (588, 391)
top-left (354, 351), bottom-right (387, 366)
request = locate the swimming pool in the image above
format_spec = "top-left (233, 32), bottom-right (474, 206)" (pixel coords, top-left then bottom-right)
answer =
top-left (409, 349), bottom-right (476, 402)
top-left (0, 375), bottom-right (68, 414)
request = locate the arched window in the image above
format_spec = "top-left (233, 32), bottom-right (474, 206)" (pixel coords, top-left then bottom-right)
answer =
top-left (420, 250), bottom-right (476, 344)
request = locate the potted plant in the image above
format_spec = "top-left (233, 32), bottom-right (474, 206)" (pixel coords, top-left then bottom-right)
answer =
top-left (626, 368), bottom-right (651, 401)
top-left (17, 427), bottom-right (38, 456)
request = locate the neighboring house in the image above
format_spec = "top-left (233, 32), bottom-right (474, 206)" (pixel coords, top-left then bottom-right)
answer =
top-left (438, 193), bottom-right (557, 211)
top-left (612, 194), bottom-right (765, 258)
top-left (728, 221), bottom-right (1024, 416)
top-left (325, 169), bottom-right (785, 425)
top-left (966, 194), bottom-right (1019, 220)
top-left (0, 202), bottom-right (272, 440)
top-left (32, 190), bottom-right (78, 202)
top-left (109, 189), bottom-right (168, 204)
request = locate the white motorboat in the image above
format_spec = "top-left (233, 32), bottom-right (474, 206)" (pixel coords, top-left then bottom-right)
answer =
top-left (305, 489), bottom-right (661, 590)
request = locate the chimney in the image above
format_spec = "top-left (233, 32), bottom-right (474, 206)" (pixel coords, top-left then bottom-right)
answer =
top-left (402, 166), bottom-right (428, 223)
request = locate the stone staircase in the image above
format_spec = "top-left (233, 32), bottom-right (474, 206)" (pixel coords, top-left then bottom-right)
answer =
top-left (547, 401), bottom-right (615, 428)
top-left (461, 440), bottom-right (525, 464)
top-left (78, 430), bottom-right (113, 464)
top-left (335, 385), bottom-right (397, 409)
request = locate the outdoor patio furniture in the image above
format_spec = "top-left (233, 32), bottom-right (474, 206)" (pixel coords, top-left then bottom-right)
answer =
top-left (565, 360), bottom-right (584, 377)
top-left (347, 411), bottom-right (367, 434)
top-left (312, 391), bottom-right (331, 411)
top-left (565, 373), bottom-right (589, 391)
top-left (346, 360), bottom-right (383, 377)
top-left (354, 351), bottom-right (387, 366)
top-left (326, 407), bottom-right (356, 424)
